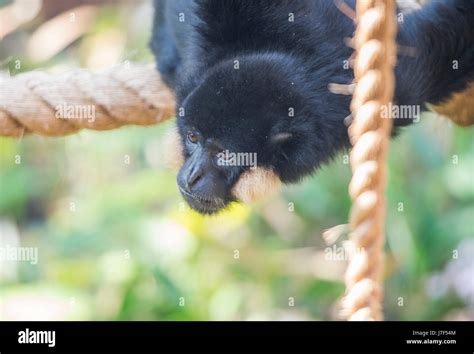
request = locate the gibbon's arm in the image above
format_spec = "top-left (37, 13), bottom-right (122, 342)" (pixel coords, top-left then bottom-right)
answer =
top-left (395, 0), bottom-right (474, 115)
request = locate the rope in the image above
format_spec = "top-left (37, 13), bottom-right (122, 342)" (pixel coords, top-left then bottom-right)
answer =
top-left (341, 0), bottom-right (397, 321)
top-left (0, 64), bottom-right (175, 137)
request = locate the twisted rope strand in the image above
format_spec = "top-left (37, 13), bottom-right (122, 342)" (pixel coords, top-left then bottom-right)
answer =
top-left (342, 0), bottom-right (397, 321)
top-left (0, 64), bottom-right (175, 137)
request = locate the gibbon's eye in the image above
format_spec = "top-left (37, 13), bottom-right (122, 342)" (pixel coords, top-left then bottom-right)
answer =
top-left (187, 131), bottom-right (198, 144)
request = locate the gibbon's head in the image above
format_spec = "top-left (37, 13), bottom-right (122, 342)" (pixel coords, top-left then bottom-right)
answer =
top-left (170, 53), bottom-right (345, 214)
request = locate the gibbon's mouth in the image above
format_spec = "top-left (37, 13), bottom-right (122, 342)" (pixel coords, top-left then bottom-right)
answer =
top-left (179, 187), bottom-right (227, 214)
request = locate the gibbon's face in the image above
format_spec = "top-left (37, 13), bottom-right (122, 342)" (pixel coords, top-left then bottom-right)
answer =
top-left (174, 54), bottom-right (329, 214)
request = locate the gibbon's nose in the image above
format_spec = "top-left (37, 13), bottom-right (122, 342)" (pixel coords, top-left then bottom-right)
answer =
top-left (186, 165), bottom-right (204, 191)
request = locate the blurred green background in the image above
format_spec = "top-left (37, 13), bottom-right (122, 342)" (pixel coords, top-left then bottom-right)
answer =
top-left (0, 0), bottom-right (473, 321)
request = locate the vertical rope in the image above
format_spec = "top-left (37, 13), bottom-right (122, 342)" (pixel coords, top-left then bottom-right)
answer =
top-left (342, 0), bottom-right (397, 321)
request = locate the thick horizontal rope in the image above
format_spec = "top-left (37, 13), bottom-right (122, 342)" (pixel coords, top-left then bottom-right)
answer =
top-left (342, 0), bottom-right (397, 321)
top-left (0, 64), bottom-right (176, 137)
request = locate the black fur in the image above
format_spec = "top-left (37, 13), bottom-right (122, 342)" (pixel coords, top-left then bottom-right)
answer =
top-left (150, 0), bottom-right (474, 212)
top-left (395, 0), bottom-right (474, 123)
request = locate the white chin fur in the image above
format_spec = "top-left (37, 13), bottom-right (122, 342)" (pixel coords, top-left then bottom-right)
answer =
top-left (231, 167), bottom-right (281, 203)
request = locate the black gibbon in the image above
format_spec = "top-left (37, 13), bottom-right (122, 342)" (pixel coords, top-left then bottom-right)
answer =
top-left (151, 0), bottom-right (474, 214)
